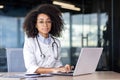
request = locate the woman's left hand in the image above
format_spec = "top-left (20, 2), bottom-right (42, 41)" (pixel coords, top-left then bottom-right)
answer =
top-left (52, 64), bottom-right (72, 73)
top-left (64, 64), bottom-right (71, 73)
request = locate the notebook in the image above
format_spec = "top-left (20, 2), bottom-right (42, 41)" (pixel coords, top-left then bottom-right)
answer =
top-left (52, 48), bottom-right (103, 76)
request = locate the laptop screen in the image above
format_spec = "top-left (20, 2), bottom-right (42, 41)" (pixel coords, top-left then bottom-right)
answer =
top-left (73, 48), bottom-right (103, 76)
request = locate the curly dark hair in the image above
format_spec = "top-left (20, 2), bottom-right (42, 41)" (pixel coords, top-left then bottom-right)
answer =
top-left (23, 4), bottom-right (64, 38)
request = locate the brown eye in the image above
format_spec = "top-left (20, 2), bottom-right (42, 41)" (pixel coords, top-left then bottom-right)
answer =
top-left (38, 21), bottom-right (44, 23)
top-left (47, 21), bottom-right (52, 23)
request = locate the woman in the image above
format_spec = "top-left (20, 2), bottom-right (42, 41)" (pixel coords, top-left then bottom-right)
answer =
top-left (23, 4), bottom-right (71, 74)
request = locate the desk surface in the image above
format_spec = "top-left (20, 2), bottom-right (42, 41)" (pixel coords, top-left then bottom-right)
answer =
top-left (0, 71), bottom-right (120, 80)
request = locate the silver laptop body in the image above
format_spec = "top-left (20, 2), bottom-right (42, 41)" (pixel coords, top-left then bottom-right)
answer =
top-left (52, 48), bottom-right (103, 76)
top-left (73, 48), bottom-right (103, 76)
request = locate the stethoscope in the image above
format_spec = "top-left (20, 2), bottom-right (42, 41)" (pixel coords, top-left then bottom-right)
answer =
top-left (36, 36), bottom-right (58, 60)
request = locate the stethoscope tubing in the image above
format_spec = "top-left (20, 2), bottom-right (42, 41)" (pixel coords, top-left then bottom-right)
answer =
top-left (36, 36), bottom-right (58, 60)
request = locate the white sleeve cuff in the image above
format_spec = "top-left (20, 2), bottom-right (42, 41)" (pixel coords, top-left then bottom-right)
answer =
top-left (26, 66), bottom-right (39, 74)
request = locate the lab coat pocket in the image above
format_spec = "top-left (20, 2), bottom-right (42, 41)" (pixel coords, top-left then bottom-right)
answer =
top-left (36, 56), bottom-right (44, 66)
top-left (44, 55), bottom-right (55, 67)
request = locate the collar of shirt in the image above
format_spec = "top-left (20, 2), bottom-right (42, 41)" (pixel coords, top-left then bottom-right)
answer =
top-left (37, 34), bottom-right (51, 45)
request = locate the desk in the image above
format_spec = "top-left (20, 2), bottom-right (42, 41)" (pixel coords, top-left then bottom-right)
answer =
top-left (0, 71), bottom-right (120, 80)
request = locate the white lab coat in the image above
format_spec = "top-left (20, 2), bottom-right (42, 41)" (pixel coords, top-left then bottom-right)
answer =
top-left (23, 36), bottom-right (63, 73)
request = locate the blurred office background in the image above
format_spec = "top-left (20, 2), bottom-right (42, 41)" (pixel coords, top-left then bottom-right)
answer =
top-left (0, 0), bottom-right (120, 72)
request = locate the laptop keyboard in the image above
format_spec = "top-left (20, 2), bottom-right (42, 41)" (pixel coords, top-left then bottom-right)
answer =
top-left (52, 71), bottom-right (74, 76)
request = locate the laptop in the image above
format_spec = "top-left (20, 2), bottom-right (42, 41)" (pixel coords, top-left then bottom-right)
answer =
top-left (52, 48), bottom-right (103, 76)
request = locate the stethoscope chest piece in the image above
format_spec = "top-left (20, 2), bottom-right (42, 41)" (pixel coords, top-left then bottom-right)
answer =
top-left (40, 54), bottom-right (45, 59)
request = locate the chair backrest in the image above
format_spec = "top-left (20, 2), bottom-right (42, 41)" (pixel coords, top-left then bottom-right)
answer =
top-left (6, 48), bottom-right (26, 72)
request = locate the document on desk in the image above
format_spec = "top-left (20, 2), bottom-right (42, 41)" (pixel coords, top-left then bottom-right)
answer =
top-left (0, 74), bottom-right (2, 76)
top-left (0, 77), bottom-right (22, 80)
top-left (0, 73), bottom-right (52, 80)
top-left (0, 74), bottom-right (24, 79)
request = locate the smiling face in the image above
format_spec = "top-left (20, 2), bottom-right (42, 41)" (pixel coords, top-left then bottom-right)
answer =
top-left (36, 13), bottom-right (52, 38)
